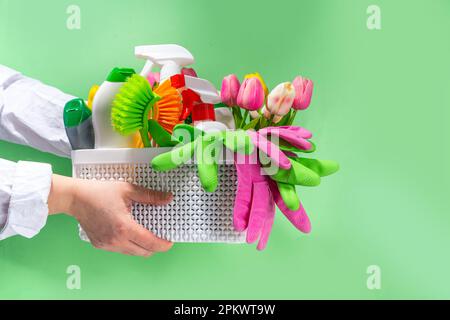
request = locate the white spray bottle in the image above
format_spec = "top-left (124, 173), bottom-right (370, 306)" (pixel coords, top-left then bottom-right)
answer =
top-left (135, 44), bottom-right (195, 82)
top-left (134, 44), bottom-right (226, 132)
top-left (183, 76), bottom-right (227, 132)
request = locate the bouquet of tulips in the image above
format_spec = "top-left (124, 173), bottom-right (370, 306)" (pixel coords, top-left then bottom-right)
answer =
top-left (220, 73), bottom-right (313, 129)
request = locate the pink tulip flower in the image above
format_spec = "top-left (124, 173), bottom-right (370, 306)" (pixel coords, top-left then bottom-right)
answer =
top-left (221, 74), bottom-right (241, 107)
top-left (292, 76), bottom-right (314, 110)
top-left (147, 72), bottom-right (160, 88)
top-left (237, 77), bottom-right (265, 111)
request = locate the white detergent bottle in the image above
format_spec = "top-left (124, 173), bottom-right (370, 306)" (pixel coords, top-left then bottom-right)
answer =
top-left (92, 67), bottom-right (135, 149)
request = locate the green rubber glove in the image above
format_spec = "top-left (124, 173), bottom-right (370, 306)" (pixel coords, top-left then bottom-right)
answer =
top-left (292, 158), bottom-right (340, 177)
top-left (151, 129), bottom-right (254, 193)
top-left (172, 124), bottom-right (203, 144)
top-left (197, 130), bottom-right (253, 192)
top-left (151, 140), bottom-right (197, 172)
top-left (223, 130), bottom-right (254, 154)
top-left (269, 158), bottom-right (321, 187)
top-left (265, 157), bottom-right (339, 210)
top-left (196, 134), bottom-right (220, 192)
top-left (195, 130), bottom-right (254, 192)
top-left (277, 182), bottom-right (300, 211)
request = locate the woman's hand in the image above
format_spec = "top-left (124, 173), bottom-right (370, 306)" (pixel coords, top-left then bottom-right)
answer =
top-left (48, 175), bottom-right (174, 257)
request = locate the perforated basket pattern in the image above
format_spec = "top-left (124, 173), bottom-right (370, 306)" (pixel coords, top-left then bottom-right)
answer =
top-left (73, 161), bottom-right (245, 243)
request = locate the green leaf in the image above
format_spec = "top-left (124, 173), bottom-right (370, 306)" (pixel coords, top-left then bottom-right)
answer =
top-left (276, 111), bottom-right (292, 127)
top-left (214, 103), bottom-right (228, 109)
top-left (256, 116), bottom-right (266, 130)
top-left (243, 117), bottom-right (260, 130)
top-left (259, 116), bottom-right (269, 129)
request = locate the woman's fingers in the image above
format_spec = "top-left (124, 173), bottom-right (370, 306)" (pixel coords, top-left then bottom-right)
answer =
top-left (98, 243), bottom-right (153, 257)
top-left (128, 222), bottom-right (173, 253)
top-left (127, 184), bottom-right (173, 206)
top-left (128, 241), bottom-right (154, 257)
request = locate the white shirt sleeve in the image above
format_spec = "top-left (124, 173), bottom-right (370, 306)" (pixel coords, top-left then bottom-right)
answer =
top-left (0, 64), bottom-right (74, 158)
top-left (0, 65), bottom-right (74, 239)
top-left (0, 159), bottom-right (52, 240)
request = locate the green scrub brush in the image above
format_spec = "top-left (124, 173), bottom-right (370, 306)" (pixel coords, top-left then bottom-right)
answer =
top-left (111, 74), bottom-right (161, 147)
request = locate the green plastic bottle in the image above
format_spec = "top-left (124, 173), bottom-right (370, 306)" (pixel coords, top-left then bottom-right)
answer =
top-left (63, 98), bottom-right (94, 150)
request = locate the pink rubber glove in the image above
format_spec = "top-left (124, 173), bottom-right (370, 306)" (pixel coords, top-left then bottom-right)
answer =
top-left (258, 126), bottom-right (313, 151)
top-left (247, 126), bottom-right (313, 171)
top-left (234, 157), bottom-right (311, 250)
top-left (233, 127), bottom-right (313, 250)
top-left (234, 154), bottom-right (275, 251)
top-left (268, 180), bottom-right (311, 233)
top-left (260, 126), bottom-right (313, 138)
top-left (247, 130), bottom-right (291, 170)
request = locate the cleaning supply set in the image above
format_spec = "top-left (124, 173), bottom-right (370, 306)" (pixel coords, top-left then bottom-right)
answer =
top-left (70, 44), bottom-right (339, 250)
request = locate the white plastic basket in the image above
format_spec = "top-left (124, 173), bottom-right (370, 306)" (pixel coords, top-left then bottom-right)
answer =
top-left (71, 148), bottom-right (245, 243)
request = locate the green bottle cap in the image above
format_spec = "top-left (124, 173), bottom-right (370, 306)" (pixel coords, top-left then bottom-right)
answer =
top-left (64, 98), bottom-right (92, 127)
top-left (106, 67), bottom-right (136, 82)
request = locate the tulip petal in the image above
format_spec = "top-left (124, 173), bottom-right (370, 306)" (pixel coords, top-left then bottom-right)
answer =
top-left (237, 78), bottom-right (264, 111)
top-left (267, 82), bottom-right (296, 116)
top-left (221, 74), bottom-right (240, 107)
top-left (293, 76), bottom-right (314, 110)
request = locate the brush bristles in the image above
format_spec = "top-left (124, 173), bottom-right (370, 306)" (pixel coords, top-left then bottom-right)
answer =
top-left (153, 82), bottom-right (183, 133)
top-left (111, 74), bottom-right (156, 136)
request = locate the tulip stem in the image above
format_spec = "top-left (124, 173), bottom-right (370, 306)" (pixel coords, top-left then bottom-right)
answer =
top-left (231, 107), bottom-right (242, 129)
top-left (289, 110), bottom-right (298, 125)
top-left (240, 110), bottom-right (249, 129)
top-left (267, 114), bottom-right (275, 127)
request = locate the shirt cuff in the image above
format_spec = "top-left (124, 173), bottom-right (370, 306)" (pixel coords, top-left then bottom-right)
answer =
top-left (0, 161), bottom-right (52, 239)
top-left (0, 65), bottom-right (22, 89)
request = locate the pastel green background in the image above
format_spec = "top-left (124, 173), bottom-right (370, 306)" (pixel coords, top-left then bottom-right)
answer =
top-left (0, 0), bottom-right (449, 299)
